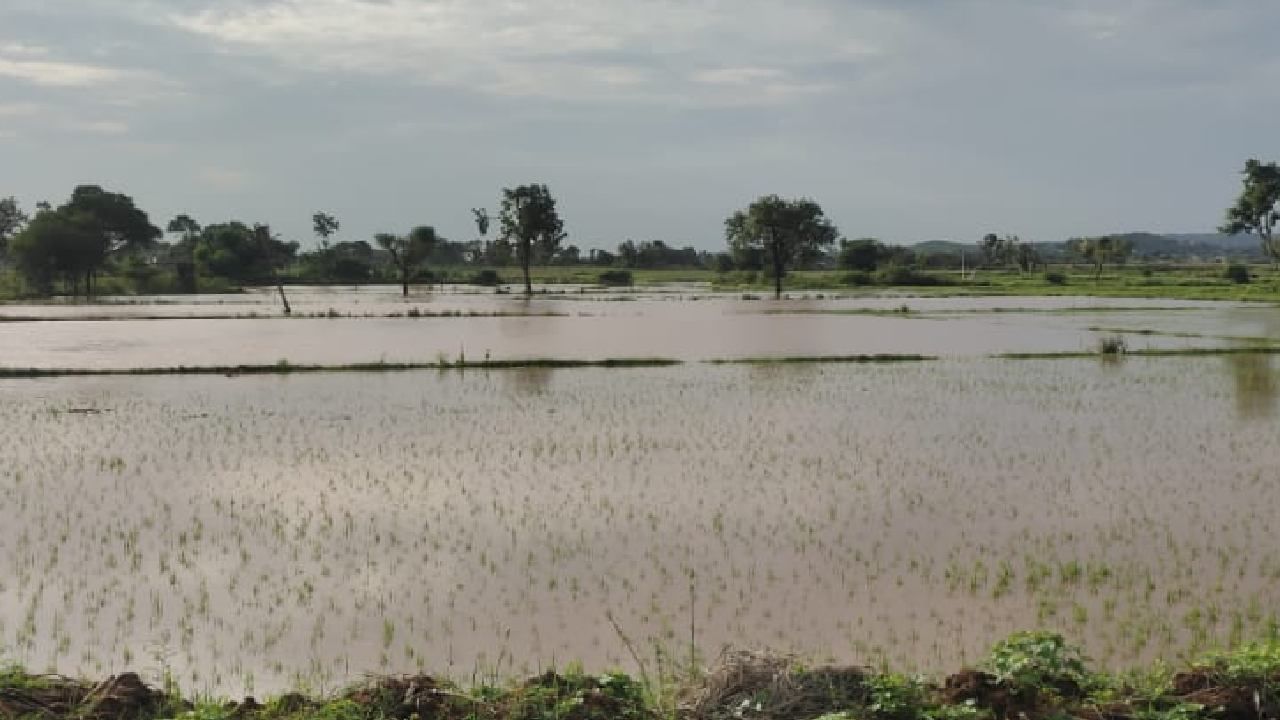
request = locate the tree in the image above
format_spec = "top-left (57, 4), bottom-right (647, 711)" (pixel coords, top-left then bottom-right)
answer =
top-left (499, 184), bottom-right (565, 295)
top-left (313, 212), bottom-right (340, 244)
top-left (472, 208), bottom-right (490, 239)
top-left (194, 221), bottom-right (296, 284)
top-left (376, 226), bottom-right (438, 297)
top-left (167, 214), bottom-right (202, 292)
top-left (60, 185), bottom-right (161, 295)
top-left (253, 223), bottom-right (293, 314)
top-left (725, 195), bottom-right (839, 299)
top-left (1220, 159), bottom-right (1280, 263)
top-left (0, 196), bottom-right (28, 259)
top-left (1011, 240), bottom-right (1040, 273)
top-left (979, 233), bottom-right (1005, 267)
top-left (1068, 235), bottom-right (1131, 281)
top-left (9, 209), bottom-right (98, 295)
top-left (838, 238), bottom-right (885, 272)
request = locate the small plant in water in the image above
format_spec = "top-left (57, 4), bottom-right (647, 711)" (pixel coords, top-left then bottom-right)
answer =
top-left (1097, 335), bottom-right (1127, 355)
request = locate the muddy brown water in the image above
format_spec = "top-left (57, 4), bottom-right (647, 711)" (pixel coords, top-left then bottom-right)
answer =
top-left (1, 350), bottom-right (1279, 695)
top-left (1, 286), bottom-right (1277, 367)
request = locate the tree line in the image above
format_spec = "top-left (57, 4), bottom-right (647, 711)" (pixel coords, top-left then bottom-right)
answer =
top-left (0, 159), bottom-right (1274, 299)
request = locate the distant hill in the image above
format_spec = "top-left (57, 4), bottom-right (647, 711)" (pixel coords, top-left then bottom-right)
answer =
top-left (906, 233), bottom-right (1265, 261)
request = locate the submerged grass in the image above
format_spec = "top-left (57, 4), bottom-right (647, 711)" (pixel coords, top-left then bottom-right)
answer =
top-left (0, 355), bottom-right (941, 379)
top-left (0, 358), bottom-right (683, 379)
top-left (994, 346), bottom-right (1280, 360)
top-left (707, 354), bottom-right (936, 365)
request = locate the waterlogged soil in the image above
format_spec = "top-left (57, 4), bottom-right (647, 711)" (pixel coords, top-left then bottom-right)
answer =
top-left (0, 286), bottom-right (1276, 368)
top-left (1, 357), bottom-right (1279, 695)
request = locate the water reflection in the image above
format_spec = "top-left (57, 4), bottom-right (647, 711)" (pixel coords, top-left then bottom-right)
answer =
top-left (1226, 352), bottom-right (1278, 421)
top-left (506, 365), bottom-right (555, 395)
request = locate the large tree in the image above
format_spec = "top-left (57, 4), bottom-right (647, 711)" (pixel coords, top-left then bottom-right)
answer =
top-left (60, 185), bottom-right (161, 294)
top-left (499, 184), bottom-right (565, 295)
top-left (725, 195), bottom-right (839, 299)
top-left (9, 209), bottom-right (97, 295)
top-left (376, 226), bottom-right (438, 297)
top-left (1220, 159), bottom-right (1280, 263)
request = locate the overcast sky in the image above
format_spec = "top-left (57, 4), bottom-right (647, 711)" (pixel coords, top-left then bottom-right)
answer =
top-left (1, 0), bottom-right (1278, 250)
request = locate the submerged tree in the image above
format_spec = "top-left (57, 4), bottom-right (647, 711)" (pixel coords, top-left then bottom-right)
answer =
top-left (725, 195), bottom-right (839, 299)
top-left (1221, 159), bottom-right (1280, 263)
top-left (377, 226), bottom-right (438, 297)
top-left (499, 184), bottom-right (565, 295)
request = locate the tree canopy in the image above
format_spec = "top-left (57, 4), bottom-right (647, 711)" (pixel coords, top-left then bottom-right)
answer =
top-left (725, 195), bottom-right (839, 298)
top-left (1067, 235), bottom-right (1131, 280)
top-left (0, 197), bottom-right (28, 258)
top-left (376, 226), bottom-right (439, 296)
top-left (1220, 158), bottom-right (1280, 262)
top-left (500, 184), bottom-right (565, 295)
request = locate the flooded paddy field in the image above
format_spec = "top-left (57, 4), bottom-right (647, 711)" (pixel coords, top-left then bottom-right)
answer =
top-left (1, 354), bottom-right (1279, 695)
top-left (1, 286), bottom-right (1278, 368)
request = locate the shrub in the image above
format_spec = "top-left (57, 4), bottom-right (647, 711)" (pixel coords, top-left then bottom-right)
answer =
top-left (983, 631), bottom-right (1089, 698)
top-left (877, 266), bottom-right (949, 286)
top-left (866, 673), bottom-right (929, 720)
top-left (1224, 264), bottom-right (1251, 284)
top-left (469, 269), bottom-right (501, 286)
top-left (841, 271), bottom-right (873, 287)
top-left (1098, 335), bottom-right (1128, 355)
top-left (598, 270), bottom-right (634, 287)
top-left (1044, 271), bottom-right (1067, 285)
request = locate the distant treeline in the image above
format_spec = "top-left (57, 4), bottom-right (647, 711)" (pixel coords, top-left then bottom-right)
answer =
top-left (0, 178), bottom-right (1270, 298)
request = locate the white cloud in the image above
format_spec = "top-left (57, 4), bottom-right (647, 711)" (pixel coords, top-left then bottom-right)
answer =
top-left (0, 56), bottom-right (131, 87)
top-left (165, 0), bottom-right (895, 105)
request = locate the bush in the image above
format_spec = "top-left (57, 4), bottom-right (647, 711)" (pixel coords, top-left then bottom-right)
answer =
top-left (1224, 264), bottom-right (1251, 284)
top-left (877, 266), bottom-right (949, 286)
top-left (1098, 335), bottom-right (1128, 355)
top-left (598, 270), bottom-right (634, 287)
top-left (841, 271), bottom-right (873, 287)
top-left (469, 269), bottom-right (501, 286)
top-left (1044, 271), bottom-right (1067, 285)
top-left (984, 631), bottom-right (1089, 698)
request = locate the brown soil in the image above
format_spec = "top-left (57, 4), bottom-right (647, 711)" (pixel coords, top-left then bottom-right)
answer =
top-left (942, 670), bottom-right (1020, 719)
top-left (0, 672), bottom-right (172, 720)
top-left (1171, 669), bottom-right (1268, 720)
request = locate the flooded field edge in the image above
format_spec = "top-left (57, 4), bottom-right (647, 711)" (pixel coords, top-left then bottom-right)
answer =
top-left (2, 630), bottom-right (1279, 720)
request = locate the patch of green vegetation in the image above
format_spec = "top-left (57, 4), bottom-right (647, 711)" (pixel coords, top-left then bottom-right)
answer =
top-left (0, 357), bottom-right (685, 379)
top-left (10, 631), bottom-right (1280, 720)
top-left (995, 347), bottom-right (1280, 360)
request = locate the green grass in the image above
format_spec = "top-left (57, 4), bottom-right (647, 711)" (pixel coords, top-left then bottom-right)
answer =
top-left (8, 264), bottom-right (1280, 302)
top-left (4, 633), bottom-right (1280, 720)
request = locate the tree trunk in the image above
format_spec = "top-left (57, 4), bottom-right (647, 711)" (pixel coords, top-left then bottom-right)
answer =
top-left (275, 275), bottom-right (291, 315)
top-left (770, 230), bottom-right (784, 300)
top-left (401, 266), bottom-right (409, 297)
top-left (522, 241), bottom-right (532, 296)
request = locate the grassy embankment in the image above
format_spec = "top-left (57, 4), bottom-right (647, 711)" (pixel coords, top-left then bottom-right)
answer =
top-left (6, 265), bottom-right (1280, 303)
top-left (3, 632), bottom-right (1280, 720)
